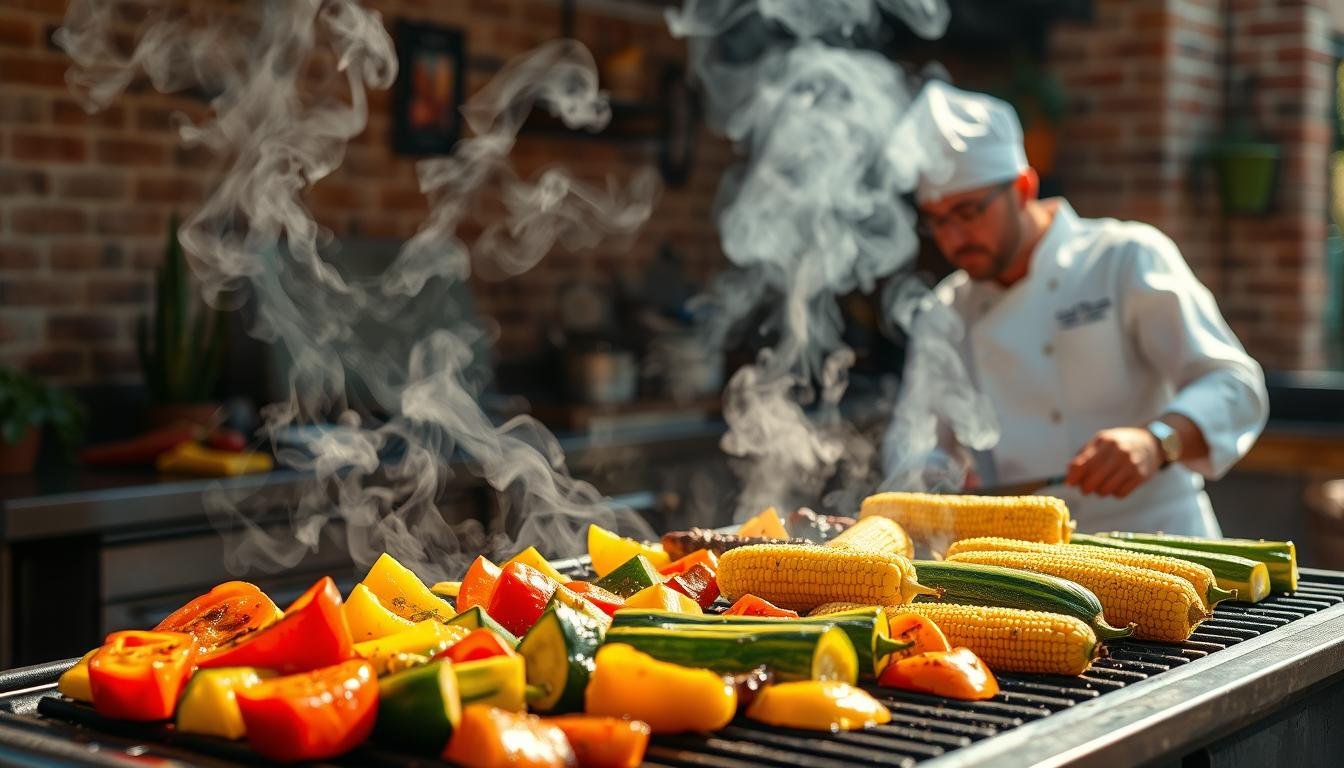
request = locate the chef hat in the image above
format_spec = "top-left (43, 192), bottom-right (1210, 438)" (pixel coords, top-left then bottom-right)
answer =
top-left (902, 80), bottom-right (1028, 204)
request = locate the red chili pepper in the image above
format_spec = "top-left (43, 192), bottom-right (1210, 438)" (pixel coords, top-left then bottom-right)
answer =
top-left (434, 628), bottom-right (515, 664)
top-left (87, 630), bottom-right (196, 721)
top-left (723, 594), bottom-right (799, 618)
top-left (659, 549), bottom-right (719, 577)
top-left (486, 562), bottom-right (559, 637)
top-left (457, 555), bottom-right (502, 614)
top-left (198, 576), bottom-right (353, 674)
top-left (563, 581), bottom-right (624, 618)
top-left (236, 659), bottom-right (378, 762)
top-left (664, 563), bottom-right (720, 610)
top-left (80, 426), bottom-right (197, 467)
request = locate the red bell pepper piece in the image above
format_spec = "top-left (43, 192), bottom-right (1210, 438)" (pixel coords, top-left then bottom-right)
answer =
top-left (664, 563), bottom-right (720, 610)
top-left (80, 426), bottom-right (197, 467)
top-left (435, 628), bottom-right (515, 664)
top-left (206, 427), bottom-right (248, 452)
top-left (723, 594), bottom-right (799, 618)
top-left (486, 562), bottom-right (559, 637)
top-left (659, 549), bottom-right (719, 577)
top-left (236, 659), bottom-right (378, 762)
top-left (155, 580), bottom-right (281, 655)
top-left (198, 576), bottom-right (353, 674)
top-left (563, 581), bottom-right (625, 618)
top-left (87, 630), bottom-right (196, 721)
top-left (457, 555), bottom-right (503, 613)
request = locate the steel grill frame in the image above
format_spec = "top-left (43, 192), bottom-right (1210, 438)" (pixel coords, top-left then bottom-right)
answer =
top-left (1, 569), bottom-right (1342, 768)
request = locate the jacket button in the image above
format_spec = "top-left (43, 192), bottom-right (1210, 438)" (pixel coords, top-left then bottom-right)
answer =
top-left (1050, 410), bottom-right (1062, 423)
top-left (1043, 343), bottom-right (1054, 356)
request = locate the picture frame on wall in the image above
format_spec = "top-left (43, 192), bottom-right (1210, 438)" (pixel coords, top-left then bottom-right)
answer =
top-left (392, 19), bottom-right (465, 156)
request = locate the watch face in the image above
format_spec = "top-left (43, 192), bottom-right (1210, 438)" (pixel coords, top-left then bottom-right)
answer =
top-left (1150, 422), bottom-right (1180, 462)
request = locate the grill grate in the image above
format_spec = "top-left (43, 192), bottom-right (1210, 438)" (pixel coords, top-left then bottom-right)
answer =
top-left (1, 574), bottom-right (1341, 768)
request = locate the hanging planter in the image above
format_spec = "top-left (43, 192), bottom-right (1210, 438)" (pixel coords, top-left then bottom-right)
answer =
top-left (1210, 139), bottom-right (1281, 216)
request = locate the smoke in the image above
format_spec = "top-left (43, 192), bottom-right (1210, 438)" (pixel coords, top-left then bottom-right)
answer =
top-left (57, 1), bottom-right (659, 583)
top-left (669, 0), bottom-right (997, 516)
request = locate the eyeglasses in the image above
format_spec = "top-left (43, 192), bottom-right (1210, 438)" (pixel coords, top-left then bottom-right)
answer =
top-left (917, 182), bottom-right (1013, 237)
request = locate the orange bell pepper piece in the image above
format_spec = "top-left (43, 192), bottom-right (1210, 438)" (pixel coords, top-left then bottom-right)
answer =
top-left (886, 612), bottom-right (951, 661)
top-left (198, 576), bottom-right (353, 674)
top-left (155, 581), bottom-right (282, 655)
top-left (88, 630), bottom-right (196, 721)
top-left (457, 555), bottom-right (502, 613)
top-left (546, 715), bottom-right (650, 768)
top-left (435, 628), bottom-right (515, 663)
top-left (443, 705), bottom-right (576, 768)
top-left (658, 549), bottom-right (719, 577)
top-left (723, 594), bottom-right (799, 618)
top-left (878, 646), bottom-right (999, 700)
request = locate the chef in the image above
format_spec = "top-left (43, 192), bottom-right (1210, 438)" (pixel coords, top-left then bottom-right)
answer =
top-left (889, 81), bottom-right (1269, 536)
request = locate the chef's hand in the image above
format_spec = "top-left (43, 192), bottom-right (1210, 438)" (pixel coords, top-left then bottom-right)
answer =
top-left (1065, 427), bottom-right (1162, 498)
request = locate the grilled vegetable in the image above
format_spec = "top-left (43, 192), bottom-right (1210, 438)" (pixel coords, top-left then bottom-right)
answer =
top-left (947, 536), bottom-right (1236, 609)
top-left (587, 524), bottom-right (670, 578)
top-left (456, 654), bottom-right (528, 711)
top-left (723, 594), bottom-right (798, 618)
top-left (786, 508), bottom-right (856, 542)
top-left (665, 563), bottom-right (720, 610)
top-left (517, 598), bottom-right (605, 714)
top-left (620, 583), bottom-right (703, 614)
top-left (57, 650), bottom-right (95, 703)
top-left (361, 553), bottom-right (456, 623)
top-left (343, 583), bottom-right (416, 641)
top-left (878, 647), bottom-right (999, 700)
top-left (860, 492), bottom-right (1073, 551)
top-left (610, 607), bottom-right (907, 679)
top-left (1087, 532), bottom-right (1286, 596)
top-left (545, 715), bottom-right (650, 768)
top-left (913, 559), bottom-right (1135, 639)
top-left (738, 507), bottom-right (790, 539)
top-left (886, 612), bottom-right (951, 660)
top-left (444, 705), bottom-right (576, 768)
top-left (603, 624), bottom-right (859, 684)
top-left (353, 619), bottom-right (469, 675)
top-left (374, 660), bottom-right (459, 754)
top-left (154, 581), bottom-right (282, 657)
top-left (946, 550), bottom-right (1207, 642)
top-left (235, 659), bottom-right (378, 763)
top-left (88, 630), bottom-right (196, 721)
top-left (455, 555), bottom-right (502, 613)
top-left (564, 581), bottom-right (624, 617)
top-left (593, 555), bottom-right (663, 598)
top-left (437, 628), bottom-right (515, 664)
top-left (199, 577), bottom-right (353, 674)
top-left (176, 667), bottom-right (269, 740)
top-left (448, 607), bottom-right (519, 647)
top-left (489, 562), bottom-right (561, 636)
top-left (745, 681), bottom-right (891, 731)
top-left (658, 548), bottom-right (719, 577)
top-left (156, 441), bottom-right (273, 476)
top-left (826, 516), bottom-right (914, 558)
top-left (660, 529), bottom-right (812, 561)
top-left (584, 643), bottom-right (737, 734)
top-left (717, 543), bottom-right (939, 613)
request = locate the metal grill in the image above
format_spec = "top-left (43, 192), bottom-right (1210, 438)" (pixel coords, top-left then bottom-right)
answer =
top-left (1, 573), bottom-right (1342, 768)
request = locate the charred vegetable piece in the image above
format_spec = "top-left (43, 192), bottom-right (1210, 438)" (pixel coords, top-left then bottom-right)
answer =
top-left (443, 705), bottom-right (576, 768)
top-left (155, 581), bottom-right (282, 656)
top-left (199, 577), bottom-right (354, 674)
top-left (517, 597), bottom-right (605, 714)
top-left (563, 581), bottom-right (625, 617)
top-left (886, 612), bottom-right (952, 660)
top-left (88, 630), bottom-right (196, 721)
top-left (353, 619), bottom-right (469, 676)
top-left (658, 548), bottom-right (719, 577)
top-left (361, 553), bottom-right (456, 623)
top-left (545, 715), bottom-right (651, 768)
top-left (585, 644), bottom-right (736, 734)
top-left (593, 555), bottom-right (664, 598)
top-left (727, 665), bottom-right (773, 710)
top-left (660, 529), bottom-right (812, 561)
top-left (343, 583), bottom-right (415, 641)
top-left (723, 594), bottom-right (799, 618)
top-left (664, 563), bottom-right (720, 610)
top-left (878, 647), bottom-right (999, 700)
top-left (236, 659), bottom-right (378, 763)
top-left (787, 507), bottom-right (856, 542)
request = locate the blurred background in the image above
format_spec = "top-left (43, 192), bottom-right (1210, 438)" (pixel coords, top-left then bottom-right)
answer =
top-left (2, 0), bottom-right (1343, 665)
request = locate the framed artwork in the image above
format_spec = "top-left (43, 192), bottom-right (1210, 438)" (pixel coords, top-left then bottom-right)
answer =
top-left (392, 19), bottom-right (465, 156)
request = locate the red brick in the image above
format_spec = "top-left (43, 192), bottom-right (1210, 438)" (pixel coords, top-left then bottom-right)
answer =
top-left (0, 315), bottom-right (41, 345)
top-left (96, 138), bottom-right (167, 166)
top-left (56, 172), bottom-right (127, 200)
top-left (0, 241), bottom-right (42, 269)
top-left (23, 349), bottom-right (86, 379)
top-left (135, 176), bottom-right (203, 203)
top-left (87, 277), bottom-right (150, 304)
top-left (52, 98), bottom-right (125, 128)
top-left (11, 133), bottom-right (86, 163)
top-left (95, 209), bottom-right (164, 237)
top-left (0, 167), bottom-right (48, 196)
top-left (91, 347), bottom-right (140, 377)
top-left (51, 242), bottom-right (124, 269)
top-left (47, 313), bottom-right (120, 342)
top-left (11, 206), bottom-right (89, 235)
top-left (1275, 46), bottom-right (1335, 65)
top-left (0, 277), bottom-right (81, 305)
top-left (172, 143), bottom-right (217, 168)
top-left (308, 181), bottom-right (365, 209)
top-left (0, 93), bottom-right (42, 123)
top-left (0, 53), bottom-right (67, 87)
top-left (0, 16), bottom-right (38, 48)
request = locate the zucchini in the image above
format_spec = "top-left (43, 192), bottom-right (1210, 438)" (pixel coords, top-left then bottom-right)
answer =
top-left (447, 606), bottom-right (519, 647)
top-left (455, 654), bottom-right (527, 711)
top-left (593, 555), bottom-right (662, 597)
top-left (516, 597), bottom-right (605, 713)
top-left (603, 625), bottom-right (859, 684)
top-left (375, 661), bottom-right (460, 754)
top-left (1072, 533), bottom-right (1272, 602)
top-left (610, 607), bottom-right (909, 678)
top-left (913, 560), bottom-right (1134, 640)
top-left (1098, 531), bottom-right (1297, 593)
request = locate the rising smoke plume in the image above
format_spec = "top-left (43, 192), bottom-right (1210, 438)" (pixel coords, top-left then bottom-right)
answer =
top-left (57, 0), bottom-right (660, 582)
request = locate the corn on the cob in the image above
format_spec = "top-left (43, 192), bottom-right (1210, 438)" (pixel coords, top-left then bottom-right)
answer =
top-left (826, 516), bottom-right (915, 558)
top-left (945, 551), bottom-right (1208, 643)
top-left (860, 492), bottom-right (1073, 554)
top-left (811, 601), bottom-right (1101, 676)
top-left (717, 544), bottom-right (940, 613)
top-left (946, 537), bottom-right (1237, 610)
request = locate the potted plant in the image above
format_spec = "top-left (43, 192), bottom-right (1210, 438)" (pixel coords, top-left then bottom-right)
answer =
top-left (0, 368), bottom-right (85, 475)
top-left (138, 216), bottom-right (226, 429)
top-left (1208, 75), bottom-right (1281, 215)
top-left (988, 50), bottom-right (1067, 179)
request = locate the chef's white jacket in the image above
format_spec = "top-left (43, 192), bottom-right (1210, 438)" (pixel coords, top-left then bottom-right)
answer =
top-left (928, 200), bottom-right (1269, 536)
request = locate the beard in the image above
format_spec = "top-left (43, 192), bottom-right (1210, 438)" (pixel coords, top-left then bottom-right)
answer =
top-left (960, 211), bottom-right (1023, 282)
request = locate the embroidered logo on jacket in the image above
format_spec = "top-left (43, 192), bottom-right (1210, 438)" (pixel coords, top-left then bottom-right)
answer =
top-left (1055, 298), bottom-right (1111, 329)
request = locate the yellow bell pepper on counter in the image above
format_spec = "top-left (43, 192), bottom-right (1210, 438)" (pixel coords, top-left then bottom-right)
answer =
top-left (745, 680), bottom-right (891, 731)
top-left (175, 667), bottom-right (272, 740)
top-left (587, 524), bottom-right (671, 578)
top-left (361, 553), bottom-right (456, 624)
top-left (620, 584), bottom-right (703, 614)
top-left (584, 644), bottom-right (735, 733)
top-left (155, 441), bottom-right (273, 476)
top-left (56, 650), bottom-right (96, 703)
top-left (344, 583), bottom-right (415, 641)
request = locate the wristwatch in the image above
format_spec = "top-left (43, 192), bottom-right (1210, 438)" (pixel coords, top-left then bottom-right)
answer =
top-left (1146, 420), bottom-right (1181, 468)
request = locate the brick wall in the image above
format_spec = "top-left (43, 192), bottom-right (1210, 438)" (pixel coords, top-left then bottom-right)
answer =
top-left (1048, 0), bottom-right (1335, 370)
top-left (0, 0), bottom-right (730, 385)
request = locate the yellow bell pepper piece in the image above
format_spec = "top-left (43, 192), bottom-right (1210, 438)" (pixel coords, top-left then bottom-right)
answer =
top-left (430, 581), bottom-right (461, 599)
top-left (354, 619), bottom-right (469, 674)
top-left (621, 584), bottom-right (703, 614)
top-left (505, 546), bottom-right (568, 585)
top-left (361, 552), bottom-right (456, 623)
top-left (738, 507), bottom-right (789, 539)
top-left (344, 583), bottom-right (415, 641)
top-left (57, 650), bottom-right (96, 703)
top-left (745, 680), bottom-right (890, 731)
top-left (587, 524), bottom-right (671, 578)
top-left (175, 667), bottom-right (271, 740)
top-left (155, 442), bottom-right (273, 476)
top-left (585, 644), bottom-right (735, 733)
